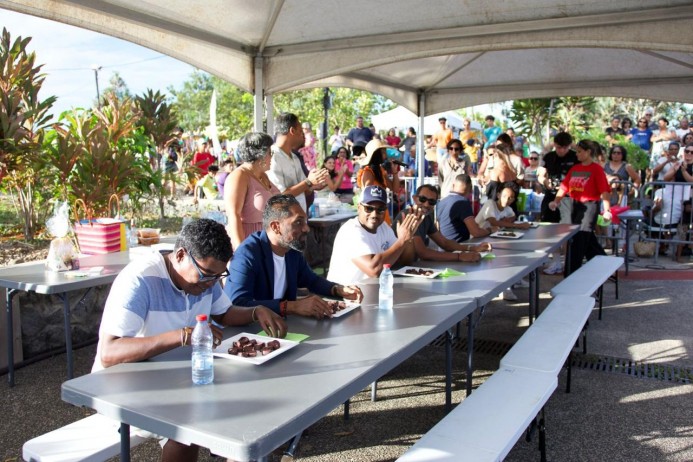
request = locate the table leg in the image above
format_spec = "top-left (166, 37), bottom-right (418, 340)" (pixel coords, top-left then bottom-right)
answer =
top-left (120, 422), bottom-right (131, 462)
top-left (534, 268), bottom-right (541, 318)
top-left (466, 313), bottom-right (474, 397)
top-left (445, 329), bottom-right (452, 413)
top-left (625, 220), bottom-right (631, 276)
top-left (57, 293), bottom-right (74, 380)
top-left (528, 270), bottom-right (536, 325)
top-left (6, 288), bottom-right (18, 387)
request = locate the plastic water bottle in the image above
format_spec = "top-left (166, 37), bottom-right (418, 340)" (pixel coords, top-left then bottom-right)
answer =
top-left (129, 219), bottom-right (138, 248)
top-left (379, 264), bottom-right (394, 310)
top-left (191, 314), bottom-right (214, 385)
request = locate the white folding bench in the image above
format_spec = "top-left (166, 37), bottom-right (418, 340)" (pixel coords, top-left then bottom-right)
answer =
top-left (500, 295), bottom-right (595, 393)
top-left (397, 367), bottom-right (557, 462)
top-left (23, 413), bottom-right (146, 462)
top-left (551, 256), bottom-right (623, 320)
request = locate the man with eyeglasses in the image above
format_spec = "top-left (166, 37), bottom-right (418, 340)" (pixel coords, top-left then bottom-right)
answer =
top-left (93, 219), bottom-right (286, 461)
top-left (328, 185), bottom-right (424, 284)
top-left (226, 195), bottom-right (363, 319)
top-left (438, 138), bottom-right (472, 198)
top-left (392, 184), bottom-right (490, 266)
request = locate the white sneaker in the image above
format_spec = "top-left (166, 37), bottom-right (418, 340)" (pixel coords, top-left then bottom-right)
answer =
top-left (542, 261), bottom-right (563, 275)
top-left (513, 277), bottom-right (530, 289)
top-left (502, 289), bottom-right (518, 301)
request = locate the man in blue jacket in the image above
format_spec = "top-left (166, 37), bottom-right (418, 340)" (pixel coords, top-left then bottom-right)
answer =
top-left (225, 194), bottom-right (363, 319)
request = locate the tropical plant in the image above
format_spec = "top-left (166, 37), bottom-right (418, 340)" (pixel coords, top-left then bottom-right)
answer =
top-left (135, 89), bottom-right (180, 218)
top-left (0, 27), bottom-right (57, 239)
top-left (42, 94), bottom-right (151, 221)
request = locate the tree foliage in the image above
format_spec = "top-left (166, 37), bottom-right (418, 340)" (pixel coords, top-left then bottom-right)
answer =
top-left (0, 27), bottom-right (57, 239)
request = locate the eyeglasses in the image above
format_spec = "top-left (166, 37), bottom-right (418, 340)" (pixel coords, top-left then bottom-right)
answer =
top-left (416, 196), bottom-right (438, 206)
top-left (360, 204), bottom-right (387, 214)
top-left (448, 146), bottom-right (462, 152)
top-left (186, 249), bottom-right (229, 283)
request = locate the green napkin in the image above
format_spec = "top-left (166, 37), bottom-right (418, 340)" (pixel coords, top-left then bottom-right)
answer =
top-left (257, 330), bottom-right (310, 342)
top-left (482, 252), bottom-right (496, 259)
top-left (440, 268), bottom-right (466, 278)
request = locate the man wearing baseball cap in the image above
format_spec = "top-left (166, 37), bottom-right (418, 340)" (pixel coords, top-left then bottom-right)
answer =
top-left (327, 185), bottom-right (423, 284)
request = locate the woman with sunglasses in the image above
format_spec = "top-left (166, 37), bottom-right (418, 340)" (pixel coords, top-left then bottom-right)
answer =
top-left (548, 140), bottom-right (612, 276)
top-left (630, 117), bottom-right (653, 154)
top-left (524, 151), bottom-right (542, 192)
top-left (438, 138), bottom-right (472, 199)
top-left (663, 143), bottom-right (693, 183)
top-left (604, 145), bottom-right (641, 206)
top-left (357, 139), bottom-right (397, 223)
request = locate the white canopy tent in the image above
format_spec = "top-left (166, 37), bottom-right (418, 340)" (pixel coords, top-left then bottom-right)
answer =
top-left (372, 107), bottom-right (473, 136)
top-left (3, 0), bottom-right (692, 182)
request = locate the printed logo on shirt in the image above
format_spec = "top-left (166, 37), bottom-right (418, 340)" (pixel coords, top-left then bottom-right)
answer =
top-left (568, 170), bottom-right (591, 194)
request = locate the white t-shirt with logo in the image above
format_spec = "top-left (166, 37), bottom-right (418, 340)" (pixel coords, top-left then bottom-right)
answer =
top-left (327, 217), bottom-right (397, 284)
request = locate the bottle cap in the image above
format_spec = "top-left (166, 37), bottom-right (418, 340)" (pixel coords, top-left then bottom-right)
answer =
top-left (196, 314), bottom-right (208, 322)
top-left (383, 264), bottom-right (392, 269)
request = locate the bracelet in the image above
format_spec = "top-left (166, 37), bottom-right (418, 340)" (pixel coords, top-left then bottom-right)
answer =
top-left (251, 307), bottom-right (258, 323)
top-left (280, 300), bottom-right (288, 317)
top-left (181, 327), bottom-right (191, 346)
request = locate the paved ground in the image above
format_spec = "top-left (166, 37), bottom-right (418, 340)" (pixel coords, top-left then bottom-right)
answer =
top-left (2, 257), bottom-right (693, 461)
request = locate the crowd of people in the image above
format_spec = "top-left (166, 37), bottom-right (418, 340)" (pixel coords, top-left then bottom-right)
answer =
top-left (92, 108), bottom-right (693, 461)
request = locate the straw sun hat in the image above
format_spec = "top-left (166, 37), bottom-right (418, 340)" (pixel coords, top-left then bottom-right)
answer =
top-left (356, 139), bottom-right (389, 165)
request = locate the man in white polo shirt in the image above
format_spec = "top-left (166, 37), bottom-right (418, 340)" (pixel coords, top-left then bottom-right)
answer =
top-left (328, 185), bottom-right (424, 284)
top-left (93, 219), bottom-right (286, 461)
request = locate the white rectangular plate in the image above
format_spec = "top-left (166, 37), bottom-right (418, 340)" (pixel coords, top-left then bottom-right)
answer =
top-left (490, 231), bottom-right (525, 239)
top-left (393, 266), bottom-right (442, 279)
top-left (213, 333), bottom-right (299, 365)
top-left (323, 299), bottom-right (361, 318)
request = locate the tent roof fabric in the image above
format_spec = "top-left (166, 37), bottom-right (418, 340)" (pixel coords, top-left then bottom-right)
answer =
top-left (3, 0), bottom-right (692, 114)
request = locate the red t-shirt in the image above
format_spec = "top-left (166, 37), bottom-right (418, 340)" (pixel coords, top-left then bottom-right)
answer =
top-left (559, 162), bottom-right (610, 202)
top-left (192, 151), bottom-right (215, 175)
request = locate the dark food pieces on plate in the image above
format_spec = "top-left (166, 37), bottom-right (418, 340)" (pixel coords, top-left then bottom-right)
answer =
top-left (326, 299), bottom-right (347, 314)
top-left (497, 231), bottom-right (517, 237)
top-left (405, 267), bottom-right (435, 276)
top-left (227, 336), bottom-right (281, 357)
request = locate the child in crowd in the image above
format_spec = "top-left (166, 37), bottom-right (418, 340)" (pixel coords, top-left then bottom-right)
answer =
top-left (194, 165), bottom-right (220, 203)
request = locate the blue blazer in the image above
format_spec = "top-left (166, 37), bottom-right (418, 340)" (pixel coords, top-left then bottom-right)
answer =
top-left (224, 230), bottom-right (335, 314)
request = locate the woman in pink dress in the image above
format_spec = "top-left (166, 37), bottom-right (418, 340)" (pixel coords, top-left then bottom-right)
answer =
top-left (334, 146), bottom-right (354, 195)
top-left (299, 122), bottom-right (317, 170)
top-left (224, 132), bottom-right (280, 250)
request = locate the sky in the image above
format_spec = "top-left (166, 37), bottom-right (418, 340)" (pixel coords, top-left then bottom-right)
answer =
top-left (0, 8), bottom-right (197, 120)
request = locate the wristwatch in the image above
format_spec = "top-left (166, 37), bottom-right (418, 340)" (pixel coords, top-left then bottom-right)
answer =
top-left (305, 178), bottom-right (313, 188)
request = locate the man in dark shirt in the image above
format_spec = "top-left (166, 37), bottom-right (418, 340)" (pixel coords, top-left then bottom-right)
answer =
top-left (346, 116), bottom-right (373, 157)
top-left (537, 131), bottom-right (577, 224)
top-left (437, 174), bottom-right (493, 242)
top-left (392, 183), bottom-right (489, 265)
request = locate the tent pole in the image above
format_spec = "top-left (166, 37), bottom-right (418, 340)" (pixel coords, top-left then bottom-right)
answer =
top-left (417, 92), bottom-right (426, 190)
top-left (254, 55), bottom-right (264, 131)
top-left (266, 94), bottom-right (275, 136)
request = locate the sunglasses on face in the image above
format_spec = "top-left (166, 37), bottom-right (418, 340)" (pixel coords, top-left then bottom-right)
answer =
top-left (186, 249), bottom-right (229, 283)
top-left (529, 157), bottom-right (539, 160)
top-left (685, 150), bottom-right (693, 154)
top-left (448, 146), bottom-right (462, 152)
top-left (416, 196), bottom-right (438, 205)
top-left (360, 204), bottom-right (387, 214)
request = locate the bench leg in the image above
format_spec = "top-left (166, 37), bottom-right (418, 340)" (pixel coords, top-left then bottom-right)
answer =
top-left (598, 285), bottom-right (604, 320)
top-left (583, 320), bottom-right (589, 355)
top-left (119, 423), bottom-right (131, 462)
top-left (343, 399), bottom-right (350, 420)
top-left (284, 431), bottom-right (303, 458)
top-left (371, 381), bottom-right (377, 402)
top-left (466, 313), bottom-right (474, 397)
top-left (566, 351), bottom-right (572, 394)
top-left (6, 288), bottom-right (18, 387)
top-left (539, 407), bottom-right (547, 462)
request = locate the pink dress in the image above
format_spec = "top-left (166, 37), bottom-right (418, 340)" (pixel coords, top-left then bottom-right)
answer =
top-left (240, 175), bottom-right (280, 240)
